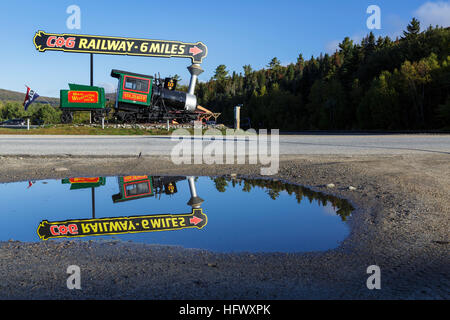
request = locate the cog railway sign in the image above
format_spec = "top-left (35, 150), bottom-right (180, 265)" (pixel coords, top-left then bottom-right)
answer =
top-left (33, 30), bottom-right (208, 64)
top-left (37, 208), bottom-right (207, 240)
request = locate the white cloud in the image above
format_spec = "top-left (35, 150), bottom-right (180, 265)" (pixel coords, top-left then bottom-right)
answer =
top-left (415, 1), bottom-right (450, 28)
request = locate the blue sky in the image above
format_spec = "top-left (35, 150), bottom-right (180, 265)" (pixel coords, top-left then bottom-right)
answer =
top-left (0, 0), bottom-right (448, 97)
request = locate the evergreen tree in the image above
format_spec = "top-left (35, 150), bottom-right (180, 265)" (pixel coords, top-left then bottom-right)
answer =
top-left (194, 22), bottom-right (448, 131)
top-left (267, 57), bottom-right (281, 69)
top-left (403, 17), bottom-right (421, 38)
top-left (213, 65), bottom-right (229, 81)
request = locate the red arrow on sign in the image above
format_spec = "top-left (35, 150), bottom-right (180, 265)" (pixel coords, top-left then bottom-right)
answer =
top-left (189, 46), bottom-right (203, 56)
top-left (190, 216), bottom-right (203, 225)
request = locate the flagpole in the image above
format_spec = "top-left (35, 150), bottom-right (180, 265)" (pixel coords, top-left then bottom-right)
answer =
top-left (23, 85), bottom-right (31, 130)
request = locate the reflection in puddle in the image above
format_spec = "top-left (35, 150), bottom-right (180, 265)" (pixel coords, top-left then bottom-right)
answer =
top-left (1, 175), bottom-right (353, 252)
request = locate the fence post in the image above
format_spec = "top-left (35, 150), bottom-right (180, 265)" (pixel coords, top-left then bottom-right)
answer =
top-left (234, 105), bottom-right (242, 130)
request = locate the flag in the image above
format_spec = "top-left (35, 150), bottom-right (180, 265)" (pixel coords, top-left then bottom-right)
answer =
top-left (23, 86), bottom-right (39, 110)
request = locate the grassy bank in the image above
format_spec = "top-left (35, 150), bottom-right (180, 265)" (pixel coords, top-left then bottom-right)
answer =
top-left (0, 124), bottom-right (233, 135)
top-left (0, 125), bottom-right (174, 135)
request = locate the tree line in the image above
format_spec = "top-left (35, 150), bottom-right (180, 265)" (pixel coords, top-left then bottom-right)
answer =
top-left (0, 101), bottom-right (60, 124)
top-left (196, 19), bottom-right (450, 130)
top-left (212, 176), bottom-right (353, 220)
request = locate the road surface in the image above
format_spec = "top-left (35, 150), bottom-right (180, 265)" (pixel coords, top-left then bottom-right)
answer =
top-left (0, 134), bottom-right (449, 156)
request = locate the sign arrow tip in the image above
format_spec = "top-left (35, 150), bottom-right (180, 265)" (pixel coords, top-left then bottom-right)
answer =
top-left (190, 216), bottom-right (203, 225)
top-left (189, 46), bottom-right (203, 56)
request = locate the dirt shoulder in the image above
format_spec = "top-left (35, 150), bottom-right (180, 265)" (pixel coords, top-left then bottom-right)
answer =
top-left (0, 154), bottom-right (448, 299)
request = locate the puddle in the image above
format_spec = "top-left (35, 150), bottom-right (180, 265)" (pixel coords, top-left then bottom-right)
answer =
top-left (0, 175), bottom-right (353, 252)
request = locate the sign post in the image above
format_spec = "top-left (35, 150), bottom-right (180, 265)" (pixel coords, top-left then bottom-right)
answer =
top-left (90, 53), bottom-right (94, 86)
top-left (187, 64), bottom-right (204, 95)
top-left (91, 187), bottom-right (96, 218)
top-left (90, 53), bottom-right (93, 123)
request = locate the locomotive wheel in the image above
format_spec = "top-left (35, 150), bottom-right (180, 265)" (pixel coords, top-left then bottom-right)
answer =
top-left (114, 112), bottom-right (125, 123)
top-left (61, 112), bottom-right (73, 124)
top-left (124, 113), bottom-right (137, 124)
top-left (92, 112), bottom-right (103, 124)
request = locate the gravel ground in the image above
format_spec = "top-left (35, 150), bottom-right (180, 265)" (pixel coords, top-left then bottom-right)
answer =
top-left (0, 154), bottom-right (448, 299)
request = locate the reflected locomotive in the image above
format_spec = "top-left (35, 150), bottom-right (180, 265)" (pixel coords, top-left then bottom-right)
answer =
top-left (112, 175), bottom-right (185, 203)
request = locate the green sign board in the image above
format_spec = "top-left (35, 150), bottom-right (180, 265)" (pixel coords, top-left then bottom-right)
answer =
top-left (37, 209), bottom-right (207, 240)
top-left (33, 31), bottom-right (208, 64)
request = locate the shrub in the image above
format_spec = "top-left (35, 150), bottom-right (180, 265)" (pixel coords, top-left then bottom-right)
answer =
top-left (0, 101), bottom-right (26, 121)
top-left (28, 104), bottom-right (61, 124)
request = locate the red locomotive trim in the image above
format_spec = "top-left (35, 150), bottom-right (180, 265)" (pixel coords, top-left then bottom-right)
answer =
top-left (124, 181), bottom-right (152, 198)
top-left (122, 91), bottom-right (147, 102)
top-left (123, 176), bottom-right (148, 183)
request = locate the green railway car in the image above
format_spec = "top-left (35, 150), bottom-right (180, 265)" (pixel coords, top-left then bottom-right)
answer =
top-left (60, 83), bottom-right (109, 123)
top-left (110, 70), bottom-right (154, 123)
top-left (111, 70), bottom-right (153, 107)
top-left (62, 177), bottom-right (106, 190)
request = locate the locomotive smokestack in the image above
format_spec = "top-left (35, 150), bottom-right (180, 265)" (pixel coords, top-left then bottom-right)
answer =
top-left (187, 64), bottom-right (204, 95)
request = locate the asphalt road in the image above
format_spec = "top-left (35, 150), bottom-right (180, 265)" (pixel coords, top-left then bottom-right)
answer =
top-left (0, 134), bottom-right (449, 156)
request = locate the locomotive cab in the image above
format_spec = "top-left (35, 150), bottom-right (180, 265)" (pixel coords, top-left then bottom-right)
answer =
top-left (112, 175), bottom-right (154, 203)
top-left (111, 70), bottom-right (153, 122)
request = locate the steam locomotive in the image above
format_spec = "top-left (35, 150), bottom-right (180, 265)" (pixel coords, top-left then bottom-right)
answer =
top-left (60, 69), bottom-right (200, 123)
